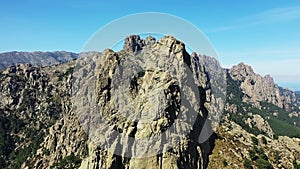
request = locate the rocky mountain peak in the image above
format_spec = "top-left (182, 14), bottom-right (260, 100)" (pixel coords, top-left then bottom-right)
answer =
top-left (264, 74), bottom-right (275, 85)
top-left (228, 62), bottom-right (300, 112)
top-left (230, 62), bottom-right (255, 81)
top-left (123, 35), bottom-right (187, 56)
top-left (156, 35), bottom-right (186, 53)
top-left (229, 62), bottom-right (282, 107)
top-left (123, 35), bottom-right (146, 53)
top-left (145, 35), bottom-right (156, 46)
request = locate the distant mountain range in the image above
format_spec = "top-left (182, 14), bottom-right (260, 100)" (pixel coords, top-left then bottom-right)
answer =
top-left (0, 51), bottom-right (78, 69)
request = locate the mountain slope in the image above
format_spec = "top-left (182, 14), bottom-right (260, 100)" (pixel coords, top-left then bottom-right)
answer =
top-left (227, 63), bottom-right (300, 137)
top-left (209, 63), bottom-right (300, 168)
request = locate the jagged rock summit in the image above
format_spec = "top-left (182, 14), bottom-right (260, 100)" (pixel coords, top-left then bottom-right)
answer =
top-left (72, 35), bottom-right (215, 169)
top-left (230, 62), bottom-right (298, 111)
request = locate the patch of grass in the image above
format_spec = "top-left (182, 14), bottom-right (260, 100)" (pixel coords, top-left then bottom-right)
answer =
top-left (274, 151), bottom-right (280, 162)
top-left (83, 144), bottom-right (89, 157)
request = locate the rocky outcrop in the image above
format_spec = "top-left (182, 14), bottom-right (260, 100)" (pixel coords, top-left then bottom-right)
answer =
top-left (71, 35), bottom-right (215, 169)
top-left (230, 63), bottom-right (281, 107)
top-left (145, 35), bottom-right (156, 46)
top-left (123, 35), bottom-right (146, 53)
top-left (244, 114), bottom-right (274, 138)
top-left (230, 62), bottom-right (300, 111)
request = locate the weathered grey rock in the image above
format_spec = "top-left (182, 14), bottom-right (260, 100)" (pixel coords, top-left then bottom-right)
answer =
top-left (244, 114), bottom-right (274, 138)
top-left (123, 35), bottom-right (146, 53)
top-left (208, 119), bottom-right (300, 169)
top-left (145, 35), bottom-right (156, 46)
top-left (72, 35), bottom-right (213, 169)
top-left (230, 62), bottom-right (300, 111)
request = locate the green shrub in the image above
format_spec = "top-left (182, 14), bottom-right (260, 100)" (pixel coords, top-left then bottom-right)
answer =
top-left (293, 159), bottom-right (300, 169)
top-left (261, 136), bottom-right (267, 144)
top-left (83, 144), bottom-right (89, 157)
top-left (274, 151), bottom-right (280, 162)
top-left (251, 136), bottom-right (259, 146)
top-left (50, 154), bottom-right (82, 169)
top-left (43, 149), bottom-right (50, 156)
top-left (256, 159), bottom-right (272, 169)
top-left (222, 159), bottom-right (228, 167)
top-left (244, 159), bottom-right (253, 169)
top-left (259, 152), bottom-right (268, 161)
top-left (248, 149), bottom-right (257, 161)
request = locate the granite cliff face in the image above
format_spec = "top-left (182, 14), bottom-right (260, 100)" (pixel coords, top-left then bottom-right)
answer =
top-left (0, 35), bottom-right (300, 169)
top-left (71, 35), bottom-right (216, 169)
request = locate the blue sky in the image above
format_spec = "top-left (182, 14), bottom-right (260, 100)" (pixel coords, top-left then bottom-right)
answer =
top-left (1, 0), bottom-right (300, 90)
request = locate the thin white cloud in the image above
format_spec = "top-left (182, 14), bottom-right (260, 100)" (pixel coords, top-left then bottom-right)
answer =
top-left (243, 6), bottom-right (300, 24)
top-left (209, 6), bottom-right (300, 32)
